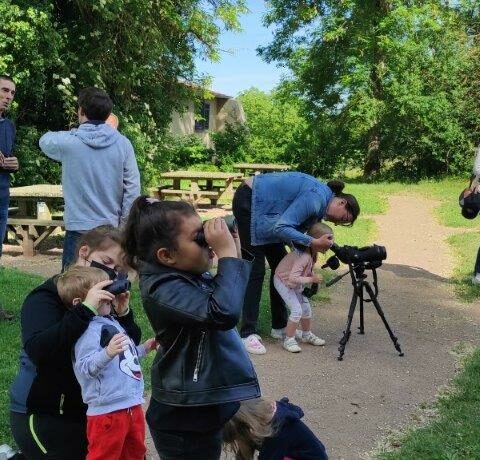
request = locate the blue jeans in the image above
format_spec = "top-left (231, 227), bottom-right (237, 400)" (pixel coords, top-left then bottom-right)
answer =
top-left (0, 173), bottom-right (10, 258)
top-left (62, 230), bottom-right (82, 272)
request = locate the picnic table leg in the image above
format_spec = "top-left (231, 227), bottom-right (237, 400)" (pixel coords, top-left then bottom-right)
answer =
top-left (18, 225), bottom-right (35, 257)
top-left (224, 178), bottom-right (235, 197)
top-left (173, 178), bottom-right (181, 190)
top-left (190, 180), bottom-right (201, 204)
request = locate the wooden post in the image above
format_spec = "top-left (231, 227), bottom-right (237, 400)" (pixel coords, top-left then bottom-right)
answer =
top-left (21, 225), bottom-right (36, 257)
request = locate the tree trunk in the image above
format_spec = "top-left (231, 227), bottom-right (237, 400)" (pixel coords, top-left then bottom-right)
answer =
top-left (364, 125), bottom-right (381, 177)
top-left (363, 0), bottom-right (388, 178)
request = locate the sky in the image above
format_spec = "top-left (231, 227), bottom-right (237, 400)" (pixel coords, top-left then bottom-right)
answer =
top-left (194, 0), bottom-right (286, 97)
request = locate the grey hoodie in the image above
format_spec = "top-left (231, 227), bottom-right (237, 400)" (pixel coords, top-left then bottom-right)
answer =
top-left (39, 123), bottom-right (140, 231)
top-left (73, 315), bottom-right (145, 416)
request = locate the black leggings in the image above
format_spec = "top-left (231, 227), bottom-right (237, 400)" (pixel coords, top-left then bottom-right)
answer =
top-left (232, 183), bottom-right (288, 337)
top-left (10, 411), bottom-right (87, 460)
top-left (149, 427), bottom-right (223, 460)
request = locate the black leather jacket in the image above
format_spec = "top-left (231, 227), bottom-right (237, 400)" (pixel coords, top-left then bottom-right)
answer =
top-left (139, 257), bottom-right (260, 406)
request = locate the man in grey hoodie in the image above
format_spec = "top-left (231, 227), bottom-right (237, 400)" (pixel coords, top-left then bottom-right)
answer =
top-left (39, 87), bottom-right (140, 270)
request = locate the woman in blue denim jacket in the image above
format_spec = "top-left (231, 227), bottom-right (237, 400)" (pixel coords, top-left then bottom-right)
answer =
top-left (232, 173), bottom-right (360, 354)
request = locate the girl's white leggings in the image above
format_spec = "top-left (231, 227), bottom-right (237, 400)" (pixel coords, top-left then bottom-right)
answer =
top-left (274, 276), bottom-right (312, 323)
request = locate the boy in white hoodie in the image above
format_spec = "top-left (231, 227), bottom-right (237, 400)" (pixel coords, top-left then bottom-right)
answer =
top-left (57, 266), bottom-right (155, 460)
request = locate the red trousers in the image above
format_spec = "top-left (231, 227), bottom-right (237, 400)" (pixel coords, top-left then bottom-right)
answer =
top-left (86, 405), bottom-right (146, 460)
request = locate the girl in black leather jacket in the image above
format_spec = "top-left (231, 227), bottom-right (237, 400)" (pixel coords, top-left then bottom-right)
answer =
top-left (123, 197), bottom-right (260, 460)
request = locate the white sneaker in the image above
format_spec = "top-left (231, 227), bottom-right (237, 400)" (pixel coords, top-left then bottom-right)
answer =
top-left (242, 334), bottom-right (266, 355)
top-left (0, 445), bottom-right (17, 460)
top-left (272, 328), bottom-right (304, 340)
top-left (472, 273), bottom-right (480, 285)
top-left (270, 328), bottom-right (285, 339)
top-left (283, 337), bottom-right (302, 353)
top-left (301, 331), bottom-right (326, 346)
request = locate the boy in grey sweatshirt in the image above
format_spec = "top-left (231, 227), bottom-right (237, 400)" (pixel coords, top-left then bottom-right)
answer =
top-left (57, 266), bottom-right (155, 460)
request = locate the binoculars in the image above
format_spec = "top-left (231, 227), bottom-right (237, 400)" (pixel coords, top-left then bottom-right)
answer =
top-left (194, 215), bottom-right (238, 247)
top-left (104, 275), bottom-right (131, 295)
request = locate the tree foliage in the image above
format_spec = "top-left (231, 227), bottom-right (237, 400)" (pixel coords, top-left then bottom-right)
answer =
top-left (237, 87), bottom-right (306, 162)
top-left (0, 0), bottom-right (246, 187)
top-left (260, 0), bottom-right (480, 179)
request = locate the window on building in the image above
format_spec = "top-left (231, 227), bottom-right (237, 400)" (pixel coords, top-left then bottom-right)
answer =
top-left (194, 101), bottom-right (211, 132)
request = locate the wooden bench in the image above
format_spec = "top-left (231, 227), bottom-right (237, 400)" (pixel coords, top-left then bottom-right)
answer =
top-left (159, 189), bottom-right (222, 205)
top-left (7, 218), bottom-right (65, 257)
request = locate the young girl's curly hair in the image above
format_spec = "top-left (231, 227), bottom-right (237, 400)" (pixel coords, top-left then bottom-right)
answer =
top-left (223, 398), bottom-right (277, 460)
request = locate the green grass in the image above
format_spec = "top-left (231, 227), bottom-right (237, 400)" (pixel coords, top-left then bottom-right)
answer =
top-left (414, 178), bottom-right (478, 229)
top-left (447, 232), bottom-right (480, 302)
top-left (0, 268), bottom-right (44, 447)
top-left (377, 349), bottom-right (480, 460)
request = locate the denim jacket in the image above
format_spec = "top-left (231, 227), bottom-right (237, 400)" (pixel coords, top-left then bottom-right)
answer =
top-left (251, 172), bottom-right (333, 247)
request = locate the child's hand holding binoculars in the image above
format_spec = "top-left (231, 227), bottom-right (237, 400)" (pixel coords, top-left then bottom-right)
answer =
top-left (204, 218), bottom-right (237, 259)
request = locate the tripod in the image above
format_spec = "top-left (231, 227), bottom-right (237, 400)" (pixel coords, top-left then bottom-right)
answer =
top-left (328, 261), bottom-right (404, 361)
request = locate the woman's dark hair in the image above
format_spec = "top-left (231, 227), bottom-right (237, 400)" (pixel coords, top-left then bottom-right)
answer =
top-left (327, 180), bottom-right (360, 225)
top-left (75, 225), bottom-right (122, 258)
top-left (77, 87), bottom-right (113, 121)
top-left (122, 196), bottom-right (197, 269)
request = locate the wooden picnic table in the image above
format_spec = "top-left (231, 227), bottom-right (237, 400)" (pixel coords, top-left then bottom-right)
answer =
top-left (8, 184), bottom-right (64, 256)
top-left (153, 171), bottom-right (243, 205)
top-left (233, 162), bottom-right (291, 176)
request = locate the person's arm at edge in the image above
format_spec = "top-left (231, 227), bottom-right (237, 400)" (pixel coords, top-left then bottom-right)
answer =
top-left (121, 139), bottom-right (141, 224)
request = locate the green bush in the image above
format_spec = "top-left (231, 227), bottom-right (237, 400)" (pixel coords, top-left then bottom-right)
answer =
top-left (211, 122), bottom-right (251, 166)
top-left (13, 125), bottom-right (61, 186)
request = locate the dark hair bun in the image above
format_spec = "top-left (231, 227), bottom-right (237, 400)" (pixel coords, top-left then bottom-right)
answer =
top-left (327, 180), bottom-right (345, 194)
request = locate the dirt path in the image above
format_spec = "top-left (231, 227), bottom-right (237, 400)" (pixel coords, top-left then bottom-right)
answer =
top-left (3, 195), bottom-right (480, 459)
top-left (250, 195), bottom-right (480, 459)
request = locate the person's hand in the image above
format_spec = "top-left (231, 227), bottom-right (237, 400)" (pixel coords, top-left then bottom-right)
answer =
top-left (113, 291), bottom-right (130, 316)
top-left (84, 279), bottom-right (115, 310)
top-left (106, 333), bottom-right (129, 358)
top-left (311, 274), bottom-right (323, 284)
top-left (2, 156), bottom-right (19, 171)
top-left (143, 337), bottom-right (158, 353)
top-left (204, 217), bottom-right (237, 259)
top-left (311, 234), bottom-right (334, 253)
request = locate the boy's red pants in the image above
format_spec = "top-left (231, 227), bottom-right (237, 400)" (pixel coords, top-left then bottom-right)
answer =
top-left (86, 405), bottom-right (146, 460)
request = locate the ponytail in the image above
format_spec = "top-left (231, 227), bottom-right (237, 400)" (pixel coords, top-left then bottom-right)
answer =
top-left (122, 196), bottom-right (196, 270)
top-left (327, 180), bottom-right (360, 224)
top-left (327, 180), bottom-right (345, 195)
